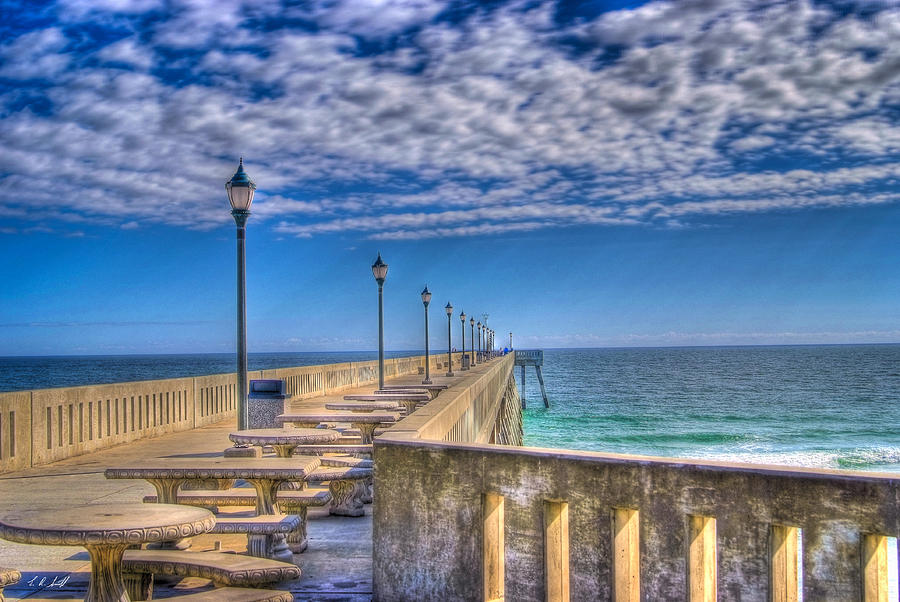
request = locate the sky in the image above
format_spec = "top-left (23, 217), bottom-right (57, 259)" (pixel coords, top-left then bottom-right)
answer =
top-left (1, 0), bottom-right (899, 356)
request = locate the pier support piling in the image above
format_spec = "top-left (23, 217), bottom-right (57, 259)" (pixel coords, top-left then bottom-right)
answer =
top-left (515, 350), bottom-right (549, 409)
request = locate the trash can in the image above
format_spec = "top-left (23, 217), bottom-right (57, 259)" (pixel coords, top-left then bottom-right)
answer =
top-left (247, 379), bottom-right (287, 429)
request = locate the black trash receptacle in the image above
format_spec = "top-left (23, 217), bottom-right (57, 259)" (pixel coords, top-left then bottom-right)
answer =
top-left (247, 379), bottom-right (287, 429)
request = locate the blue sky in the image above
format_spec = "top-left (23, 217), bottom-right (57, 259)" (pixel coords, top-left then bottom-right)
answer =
top-left (1, 0), bottom-right (899, 356)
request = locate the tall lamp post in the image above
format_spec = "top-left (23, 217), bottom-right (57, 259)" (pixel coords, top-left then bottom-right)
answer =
top-left (476, 322), bottom-right (482, 362)
top-left (226, 158), bottom-right (255, 431)
top-left (459, 311), bottom-right (467, 370)
top-left (421, 286), bottom-right (432, 385)
top-left (445, 302), bottom-right (454, 377)
top-left (372, 253), bottom-right (388, 390)
top-left (469, 317), bottom-right (476, 367)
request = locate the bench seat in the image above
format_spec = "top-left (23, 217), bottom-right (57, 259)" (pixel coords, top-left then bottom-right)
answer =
top-left (287, 443), bottom-right (372, 457)
top-left (307, 466), bottom-right (374, 517)
top-left (142, 488), bottom-right (327, 507)
top-left (319, 456), bottom-right (373, 468)
top-left (210, 514), bottom-right (299, 562)
top-left (122, 550), bottom-right (299, 600)
top-left (208, 514), bottom-right (299, 535)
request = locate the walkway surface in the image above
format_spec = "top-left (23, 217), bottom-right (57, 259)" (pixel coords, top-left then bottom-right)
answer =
top-left (0, 365), bottom-right (469, 601)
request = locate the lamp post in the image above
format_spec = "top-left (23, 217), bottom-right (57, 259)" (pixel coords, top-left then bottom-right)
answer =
top-left (226, 158), bottom-right (255, 432)
top-left (445, 302), bottom-right (454, 377)
top-left (421, 286), bottom-right (432, 385)
top-left (372, 253), bottom-right (388, 391)
top-left (459, 311), bottom-right (467, 370)
top-left (509, 332), bottom-right (513, 350)
top-left (469, 317), bottom-right (476, 367)
top-left (476, 322), bottom-right (482, 362)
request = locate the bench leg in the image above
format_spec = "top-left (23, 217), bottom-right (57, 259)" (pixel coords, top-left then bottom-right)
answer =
top-left (357, 478), bottom-right (373, 505)
top-left (329, 480), bottom-right (364, 517)
top-left (285, 507), bottom-right (309, 553)
top-left (124, 572), bottom-right (153, 601)
top-left (248, 534), bottom-right (294, 563)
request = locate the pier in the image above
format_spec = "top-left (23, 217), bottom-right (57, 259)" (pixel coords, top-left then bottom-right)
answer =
top-left (1, 352), bottom-right (898, 601)
top-left (514, 349), bottom-right (549, 408)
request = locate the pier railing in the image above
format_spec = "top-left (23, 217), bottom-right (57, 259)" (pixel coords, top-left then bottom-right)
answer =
top-left (374, 353), bottom-right (899, 601)
top-left (0, 352), bottom-right (462, 473)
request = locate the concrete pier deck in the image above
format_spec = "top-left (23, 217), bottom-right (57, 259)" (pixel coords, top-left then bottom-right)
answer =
top-left (0, 368), bottom-right (465, 601)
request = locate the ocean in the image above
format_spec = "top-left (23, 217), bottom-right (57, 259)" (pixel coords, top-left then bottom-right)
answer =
top-left (0, 351), bottom-right (410, 393)
top-left (521, 345), bottom-right (900, 472)
top-left (2, 345), bottom-right (899, 472)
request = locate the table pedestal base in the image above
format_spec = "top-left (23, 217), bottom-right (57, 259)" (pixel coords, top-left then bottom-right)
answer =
top-left (352, 423), bottom-right (379, 445)
top-left (86, 544), bottom-right (129, 602)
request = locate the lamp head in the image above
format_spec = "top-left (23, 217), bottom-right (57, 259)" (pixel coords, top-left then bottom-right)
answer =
top-left (421, 285), bottom-right (431, 306)
top-left (470, 317), bottom-right (474, 326)
top-left (460, 311), bottom-right (466, 322)
top-left (226, 158), bottom-right (256, 212)
top-left (445, 302), bottom-right (453, 316)
top-left (371, 253), bottom-right (388, 284)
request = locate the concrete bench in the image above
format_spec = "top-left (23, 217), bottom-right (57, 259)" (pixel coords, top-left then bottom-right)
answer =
top-left (0, 567), bottom-right (21, 601)
top-left (319, 456), bottom-right (373, 469)
top-left (316, 458), bottom-right (374, 504)
top-left (382, 384), bottom-right (448, 392)
top-left (276, 489), bottom-right (333, 553)
top-left (141, 489), bottom-right (331, 555)
top-left (307, 466), bottom-right (374, 517)
top-left (288, 443), bottom-right (372, 458)
top-left (210, 514), bottom-right (299, 562)
top-left (122, 550), bottom-right (299, 600)
top-left (142, 488), bottom-right (326, 508)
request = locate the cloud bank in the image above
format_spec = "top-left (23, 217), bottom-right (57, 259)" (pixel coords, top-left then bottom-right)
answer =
top-left (2, 0), bottom-right (900, 238)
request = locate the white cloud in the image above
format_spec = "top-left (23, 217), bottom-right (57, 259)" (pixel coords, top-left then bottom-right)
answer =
top-left (1, 0), bottom-right (900, 239)
top-left (96, 37), bottom-right (154, 69)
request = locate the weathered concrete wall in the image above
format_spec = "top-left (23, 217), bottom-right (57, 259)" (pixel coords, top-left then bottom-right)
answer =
top-left (0, 391), bottom-right (31, 472)
top-left (0, 352), bottom-right (462, 473)
top-left (374, 439), bottom-right (900, 601)
top-left (373, 353), bottom-right (900, 601)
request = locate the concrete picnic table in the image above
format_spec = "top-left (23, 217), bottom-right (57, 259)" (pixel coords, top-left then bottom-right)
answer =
top-left (347, 392), bottom-right (430, 415)
top-left (325, 401), bottom-right (400, 412)
top-left (0, 503), bottom-right (214, 602)
top-left (278, 412), bottom-right (397, 444)
top-left (229, 427), bottom-right (341, 457)
top-left (379, 384), bottom-right (448, 399)
top-left (105, 457), bottom-right (321, 516)
top-left (344, 393), bottom-right (430, 402)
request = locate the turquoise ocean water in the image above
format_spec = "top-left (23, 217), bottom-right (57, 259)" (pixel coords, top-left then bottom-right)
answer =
top-left (521, 345), bottom-right (900, 472)
top-left (2, 345), bottom-right (899, 472)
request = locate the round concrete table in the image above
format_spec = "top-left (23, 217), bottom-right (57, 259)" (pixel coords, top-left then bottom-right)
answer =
top-left (229, 427), bottom-right (340, 458)
top-left (0, 503), bottom-right (214, 602)
top-left (279, 413), bottom-right (397, 444)
top-left (325, 401), bottom-right (400, 412)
